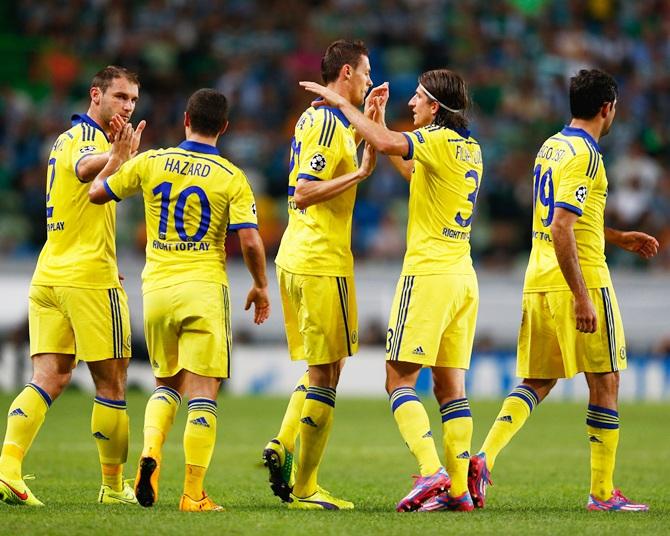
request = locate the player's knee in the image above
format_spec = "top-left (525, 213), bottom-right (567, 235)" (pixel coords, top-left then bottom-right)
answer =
top-left (31, 370), bottom-right (72, 400)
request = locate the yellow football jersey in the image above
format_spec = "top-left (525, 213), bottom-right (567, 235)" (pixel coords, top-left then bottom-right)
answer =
top-left (105, 140), bottom-right (258, 292)
top-left (400, 125), bottom-right (483, 275)
top-left (524, 126), bottom-right (611, 292)
top-left (32, 114), bottom-right (120, 289)
top-left (275, 105), bottom-right (358, 276)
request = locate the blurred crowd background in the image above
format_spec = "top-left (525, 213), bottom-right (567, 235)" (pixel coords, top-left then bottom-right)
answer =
top-left (1, 0), bottom-right (669, 270)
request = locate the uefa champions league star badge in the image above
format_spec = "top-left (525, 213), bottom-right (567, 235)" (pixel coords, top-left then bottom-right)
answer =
top-left (310, 153), bottom-right (327, 172)
top-left (575, 185), bottom-right (587, 203)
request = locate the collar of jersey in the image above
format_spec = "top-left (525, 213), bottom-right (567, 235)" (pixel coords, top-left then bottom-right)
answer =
top-left (560, 126), bottom-right (601, 153)
top-left (178, 140), bottom-right (220, 155)
top-left (317, 105), bottom-right (351, 128)
top-left (71, 113), bottom-right (109, 142)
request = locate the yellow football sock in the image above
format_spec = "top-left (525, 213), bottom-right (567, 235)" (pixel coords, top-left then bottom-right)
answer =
top-left (440, 398), bottom-right (473, 495)
top-left (276, 371), bottom-right (308, 452)
top-left (92, 397), bottom-right (129, 491)
top-left (480, 384), bottom-right (540, 470)
top-left (587, 404), bottom-right (619, 500)
top-left (293, 386), bottom-right (336, 497)
top-left (183, 398), bottom-right (217, 498)
top-left (0, 383), bottom-right (51, 480)
top-left (390, 387), bottom-right (441, 477)
top-left (142, 386), bottom-right (181, 460)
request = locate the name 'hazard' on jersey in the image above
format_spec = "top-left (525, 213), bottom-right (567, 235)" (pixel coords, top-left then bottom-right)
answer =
top-left (32, 113), bottom-right (120, 289)
top-left (400, 124), bottom-right (483, 275)
top-left (275, 105), bottom-right (358, 277)
top-left (104, 140), bottom-right (258, 292)
top-left (524, 126), bottom-right (611, 292)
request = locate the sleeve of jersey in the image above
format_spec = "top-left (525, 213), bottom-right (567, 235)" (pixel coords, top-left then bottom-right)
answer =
top-left (296, 110), bottom-right (338, 181)
top-left (401, 127), bottom-right (438, 164)
top-left (72, 128), bottom-right (107, 182)
top-left (228, 172), bottom-right (259, 231)
top-left (104, 157), bottom-right (143, 202)
top-left (554, 152), bottom-right (593, 217)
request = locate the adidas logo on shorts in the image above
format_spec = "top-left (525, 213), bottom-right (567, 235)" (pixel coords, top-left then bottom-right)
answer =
top-left (412, 346), bottom-right (425, 356)
top-left (8, 408), bottom-right (27, 418)
top-left (496, 415), bottom-right (513, 423)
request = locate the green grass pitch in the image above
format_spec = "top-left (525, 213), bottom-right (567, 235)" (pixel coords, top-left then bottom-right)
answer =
top-left (0, 391), bottom-right (667, 535)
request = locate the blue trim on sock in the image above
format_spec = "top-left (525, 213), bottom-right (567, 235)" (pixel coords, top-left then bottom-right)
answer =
top-left (586, 404), bottom-right (619, 429)
top-left (188, 397), bottom-right (217, 407)
top-left (587, 404), bottom-right (618, 417)
top-left (27, 382), bottom-right (52, 407)
top-left (94, 396), bottom-right (127, 409)
top-left (389, 387), bottom-right (420, 413)
top-left (305, 387), bottom-right (336, 408)
top-left (440, 398), bottom-right (472, 422)
top-left (154, 386), bottom-right (182, 405)
top-left (508, 384), bottom-right (540, 412)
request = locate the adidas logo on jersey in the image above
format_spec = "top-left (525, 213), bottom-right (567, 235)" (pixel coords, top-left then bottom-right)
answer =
top-left (412, 346), bottom-right (425, 356)
top-left (422, 430), bottom-right (433, 439)
top-left (300, 416), bottom-right (318, 427)
top-left (456, 451), bottom-right (471, 459)
top-left (93, 431), bottom-right (110, 440)
top-left (589, 435), bottom-right (603, 444)
top-left (190, 417), bottom-right (210, 427)
top-left (8, 408), bottom-right (27, 418)
top-left (496, 415), bottom-right (513, 423)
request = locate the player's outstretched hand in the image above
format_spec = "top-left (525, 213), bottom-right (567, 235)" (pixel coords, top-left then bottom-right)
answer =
top-left (618, 231), bottom-right (659, 259)
top-left (245, 286), bottom-right (270, 325)
top-left (574, 295), bottom-right (597, 333)
top-left (110, 123), bottom-right (135, 162)
top-left (359, 142), bottom-right (377, 179)
top-left (130, 120), bottom-right (147, 158)
top-left (300, 81), bottom-right (347, 109)
top-left (365, 82), bottom-right (389, 118)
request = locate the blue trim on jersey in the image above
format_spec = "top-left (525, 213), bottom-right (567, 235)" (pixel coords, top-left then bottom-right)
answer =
top-left (297, 173), bottom-right (321, 181)
top-left (228, 223), bottom-right (258, 231)
top-left (288, 186), bottom-right (296, 196)
top-left (560, 126), bottom-right (601, 153)
top-left (555, 201), bottom-right (582, 216)
top-left (74, 153), bottom-right (100, 182)
top-left (320, 106), bottom-right (350, 128)
top-left (46, 207), bottom-right (53, 218)
top-left (178, 140), bottom-right (220, 155)
top-left (454, 126), bottom-right (471, 139)
top-left (402, 132), bottom-right (414, 160)
top-left (71, 113), bottom-right (109, 142)
top-left (103, 179), bottom-right (121, 202)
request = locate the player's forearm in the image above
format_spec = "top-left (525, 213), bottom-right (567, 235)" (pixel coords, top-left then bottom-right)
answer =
top-left (239, 229), bottom-right (268, 288)
top-left (77, 152), bottom-right (112, 182)
top-left (604, 227), bottom-right (624, 247)
top-left (551, 224), bottom-right (589, 299)
top-left (294, 170), bottom-right (367, 209)
top-left (339, 101), bottom-right (407, 156)
top-left (88, 155), bottom-right (124, 204)
top-left (387, 155), bottom-right (413, 182)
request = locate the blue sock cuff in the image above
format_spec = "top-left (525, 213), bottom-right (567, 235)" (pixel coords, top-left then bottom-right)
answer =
top-left (94, 396), bottom-right (127, 410)
top-left (188, 398), bottom-right (217, 416)
top-left (153, 386), bottom-right (182, 405)
top-left (440, 397), bottom-right (472, 422)
top-left (305, 386), bottom-right (336, 408)
top-left (389, 387), bottom-right (420, 413)
top-left (586, 404), bottom-right (619, 429)
top-left (27, 383), bottom-right (52, 408)
top-left (508, 384), bottom-right (540, 412)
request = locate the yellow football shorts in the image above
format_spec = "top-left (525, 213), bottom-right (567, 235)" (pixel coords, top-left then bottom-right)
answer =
top-left (516, 286), bottom-right (627, 379)
top-left (276, 266), bottom-right (358, 365)
top-left (386, 273), bottom-right (478, 368)
top-left (29, 284), bottom-right (131, 361)
top-left (143, 281), bottom-right (232, 379)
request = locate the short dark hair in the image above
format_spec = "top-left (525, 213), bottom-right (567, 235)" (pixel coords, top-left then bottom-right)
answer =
top-left (91, 65), bottom-right (140, 93)
top-left (186, 89), bottom-right (229, 136)
top-left (418, 69), bottom-right (469, 130)
top-left (321, 39), bottom-right (369, 84)
top-left (569, 69), bottom-right (618, 119)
